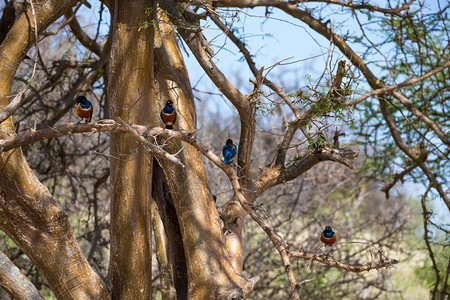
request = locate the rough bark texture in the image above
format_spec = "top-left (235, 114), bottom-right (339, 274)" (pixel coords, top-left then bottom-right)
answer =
top-left (154, 10), bottom-right (244, 299)
top-left (107, 1), bottom-right (155, 299)
top-left (0, 1), bottom-right (109, 299)
top-left (152, 160), bottom-right (188, 299)
top-left (0, 249), bottom-right (43, 300)
top-left (151, 199), bottom-right (177, 300)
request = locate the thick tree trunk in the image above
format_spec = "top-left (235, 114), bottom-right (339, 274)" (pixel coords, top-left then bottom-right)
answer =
top-left (0, 2), bottom-right (109, 299)
top-left (154, 10), bottom-right (244, 299)
top-left (107, 1), bottom-right (155, 299)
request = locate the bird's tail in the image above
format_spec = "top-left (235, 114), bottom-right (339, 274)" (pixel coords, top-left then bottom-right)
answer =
top-left (224, 155), bottom-right (232, 163)
top-left (166, 124), bottom-right (173, 129)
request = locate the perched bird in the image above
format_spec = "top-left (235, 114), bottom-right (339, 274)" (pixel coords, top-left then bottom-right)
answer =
top-left (160, 100), bottom-right (177, 129)
top-left (222, 139), bottom-right (237, 163)
top-left (75, 96), bottom-right (93, 122)
top-left (320, 226), bottom-right (337, 246)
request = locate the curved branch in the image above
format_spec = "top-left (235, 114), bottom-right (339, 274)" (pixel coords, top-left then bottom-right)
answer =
top-left (379, 99), bottom-right (450, 211)
top-left (160, 1), bottom-right (248, 114)
top-left (65, 9), bottom-right (103, 56)
top-left (349, 61), bottom-right (450, 106)
top-left (420, 185), bottom-right (441, 298)
top-left (289, 0), bottom-right (412, 16)
top-left (255, 146), bottom-right (359, 194)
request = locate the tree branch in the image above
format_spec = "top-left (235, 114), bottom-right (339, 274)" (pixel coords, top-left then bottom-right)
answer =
top-left (115, 117), bottom-right (184, 167)
top-left (288, 0), bottom-right (412, 17)
top-left (420, 185), bottom-right (441, 299)
top-left (255, 146), bottom-right (359, 194)
top-left (379, 99), bottom-right (450, 211)
top-left (65, 8), bottom-right (103, 56)
top-left (0, 90), bottom-right (29, 125)
top-left (160, 0), bottom-right (248, 114)
top-left (348, 61), bottom-right (450, 106)
top-left (0, 249), bottom-right (44, 300)
top-left (0, 119), bottom-right (184, 167)
top-left (289, 250), bottom-right (399, 273)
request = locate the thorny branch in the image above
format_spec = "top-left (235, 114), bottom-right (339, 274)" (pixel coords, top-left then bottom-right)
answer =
top-left (348, 61), bottom-right (450, 107)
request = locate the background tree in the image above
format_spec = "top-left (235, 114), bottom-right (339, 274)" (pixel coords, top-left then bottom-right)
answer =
top-left (0, 0), bottom-right (448, 299)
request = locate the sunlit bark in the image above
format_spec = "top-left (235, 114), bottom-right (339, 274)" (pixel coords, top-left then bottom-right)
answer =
top-left (154, 9), bottom-right (245, 298)
top-left (151, 199), bottom-right (177, 300)
top-left (107, 1), bottom-right (155, 299)
top-left (0, 1), bottom-right (109, 299)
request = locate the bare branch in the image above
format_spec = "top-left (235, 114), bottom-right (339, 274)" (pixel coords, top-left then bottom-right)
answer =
top-left (115, 117), bottom-right (185, 167)
top-left (0, 119), bottom-right (184, 167)
top-left (0, 249), bottom-right (44, 300)
top-left (382, 163), bottom-right (419, 199)
top-left (288, 0), bottom-right (413, 17)
top-left (420, 185), bottom-right (441, 298)
top-left (255, 146), bottom-right (359, 194)
top-left (289, 250), bottom-right (399, 273)
top-left (379, 99), bottom-right (450, 211)
top-left (160, 1), bottom-right (248, 113)
top-left (0, 90), bottom-right (29, 125)
top-left (65, 9), bottom-right (103, 56)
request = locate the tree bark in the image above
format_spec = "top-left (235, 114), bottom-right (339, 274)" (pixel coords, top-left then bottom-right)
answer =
top-left (0, 249), bottom-right (43, 300)
top-left (107, 1), bottom-right (155, 299)
top-left (154, 9), bottom-right (245, 299)
top-left (0, 1), bottom-right (109, 299)
top-left (151, 190), bottom-right (177, 300)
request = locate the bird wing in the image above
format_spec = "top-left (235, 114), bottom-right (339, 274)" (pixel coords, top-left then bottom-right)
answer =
top-left (231, 145), bottom-right (237, 157)
top-left (160, 110), bottom-right (167, 125)
top-left (89, 105), bottom-right (93, 122)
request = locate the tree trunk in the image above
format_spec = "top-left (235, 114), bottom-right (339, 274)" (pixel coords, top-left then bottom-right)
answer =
top-left (107, 1), bottom-right (155, 299)
top-left (154, 10), bottom-right (244, 299)
top-left (0, 2), bottom-right (109, 299)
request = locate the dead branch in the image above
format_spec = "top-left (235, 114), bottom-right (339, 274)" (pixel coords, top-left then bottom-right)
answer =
top-left (289, 250), bottom-right (399, 273)
top-left (65, 9), bottom-right (103, 56)
top-left (0, 119), bottom-right (184, 167)
top-left (0, 90), bottom-right (29, 125)
top-left (115, 117), bottom-right (184, 167)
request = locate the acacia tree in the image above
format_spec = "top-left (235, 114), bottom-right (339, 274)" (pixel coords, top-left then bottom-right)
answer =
top-left (0, 0), bottom-right (447, 299)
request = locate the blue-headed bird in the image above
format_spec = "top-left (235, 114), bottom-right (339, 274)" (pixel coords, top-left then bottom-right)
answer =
top-left (160, 100), bottom-right (177, 129)
top-left (76, 96), bottom-right (93, 122)
top-left (320, 226), bottom-right (337, 246)
top-left (222, 139), bottom-right (237, 163)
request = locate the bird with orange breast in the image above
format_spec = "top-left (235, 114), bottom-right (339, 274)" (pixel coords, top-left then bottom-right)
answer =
top-left (75, 96), bottom-right (93, 122)
top-left (320, 226), bottom-right (337, 246)
top-left (160, 100), bottom-right (177, 129)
